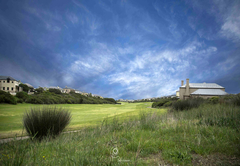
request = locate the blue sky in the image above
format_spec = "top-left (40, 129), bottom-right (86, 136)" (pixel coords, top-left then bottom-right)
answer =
top-left (0, 0), bottom-right (240, 99)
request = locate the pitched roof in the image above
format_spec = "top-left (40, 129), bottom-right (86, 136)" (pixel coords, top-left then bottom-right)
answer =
top-left (181, 83), bottom-right (224, 88)
top-left (0, 76), bottom-right (17, 81)
top-left (191, 89), bottom-right (228, 96)
top-left (25, 83), bottom-right (34, 88)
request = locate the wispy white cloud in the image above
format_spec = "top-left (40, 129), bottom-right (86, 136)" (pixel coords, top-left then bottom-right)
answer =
top-left (66, 13), bottom-right (79, 24)
top-left (24, 6), bottom-right (62, 32)
top-left (72, 0), bottom-right (90, 13)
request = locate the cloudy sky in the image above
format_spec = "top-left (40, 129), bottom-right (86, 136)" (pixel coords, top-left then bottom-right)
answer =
top-left (0, 0), bottom-right (240, 99)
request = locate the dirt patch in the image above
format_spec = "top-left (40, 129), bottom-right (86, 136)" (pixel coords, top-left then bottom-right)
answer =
top-left (192, 153), bottom-right (240, 166)
top-left (141, 152), bottom-right (240, 166)
top-left (141, 153), bottom-right (174, 166)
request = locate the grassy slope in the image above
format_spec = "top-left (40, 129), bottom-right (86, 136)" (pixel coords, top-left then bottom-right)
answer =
top-left (0, 103), bottom-right (239, 165)
top-left (0, 102), bottom-right (163, 138)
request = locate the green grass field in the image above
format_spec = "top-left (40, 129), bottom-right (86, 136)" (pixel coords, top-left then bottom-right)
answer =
top-left (0, 102), bottom-right (166, 138)
top-left (1, 102), bottom-right (239, 165)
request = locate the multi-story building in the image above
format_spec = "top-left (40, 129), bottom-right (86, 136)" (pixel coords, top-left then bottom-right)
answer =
top-left (0, 76), bottom-right (22, 95)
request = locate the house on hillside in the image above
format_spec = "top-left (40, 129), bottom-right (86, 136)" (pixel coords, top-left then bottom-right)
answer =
top-left (49, 86), bottom-right (64, 93)
top-left (63, 86), bottom-right (75, 93)
top-left (177, 79), bottom-right (228, 100)
top-left (0, 76), bottom-right (22, 95)
top-left (92, 94), bottom-right (103, 99)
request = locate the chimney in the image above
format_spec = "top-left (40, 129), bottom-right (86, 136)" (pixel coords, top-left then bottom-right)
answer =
top-left (181, 80), bottom-right (184, 86)
top-left (186, 78), bottom-right (190, 95)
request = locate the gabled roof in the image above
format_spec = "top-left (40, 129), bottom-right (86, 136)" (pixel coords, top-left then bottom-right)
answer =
top-left (181, 83), bottom-right (224, 89)
top-left (25, 83), bottom-right (34, 88)
top-left (0, 76), bottom-right (17, 81)
top-left (191, 89), bottom-right (228, 96)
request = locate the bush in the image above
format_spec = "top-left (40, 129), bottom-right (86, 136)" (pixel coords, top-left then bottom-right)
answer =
top-left (0, 90), bottom-right (17, 105)
top-left (208, 96), bottom-right (219, 104)
top-left (104, 98), bottom-right (117, 104)
top-left (172, 98), bottom-right (204, 111)
top-left (163, 101), bottom-right (173, 107)
top-left (34, 87), bottom-right (44, 94)
top-left (232, 93), bottom-right (240, 106)
top-left (23, 106), bottom-right (72, 140)
top-left (49, 88), bottom-right (61, 94)
top-left (16, 91), bottom-right (29, 102)
top-left (152, 99), bottom-right (169, 108)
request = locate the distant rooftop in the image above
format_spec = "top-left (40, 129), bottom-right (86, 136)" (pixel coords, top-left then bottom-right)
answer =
top-left (181, 83), bottom-right (224, 89)
top-left (191, 89), bottom-right (228, 96)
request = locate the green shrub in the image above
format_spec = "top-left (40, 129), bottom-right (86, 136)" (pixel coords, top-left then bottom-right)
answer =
top-left (152, 99), bottom-right (169, 108)
top-left (163, 101), bottom-right (173, 107)
top-left (232, 93), bottom-right (240, 106)
top-left (172, 97), bottom-right (204, 111)
top-left (208, 96), bottom-right (219, 104)
top-left (34, 87), bottom-right (44, 94)
top-left (104, 98), bottom-right (116, 104)
top-left (23, 106), bottom-right (72, 140)
top-left (16, 91), bottom-right (29, 102)
top-left (49, 88), bottom-right (61, 94)
top-left (0, 90), bottom-right (17, 105)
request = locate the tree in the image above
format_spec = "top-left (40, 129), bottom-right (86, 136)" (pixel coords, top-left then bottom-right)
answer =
top-left (35, 87), bottom-right (44, 94)
top-left (19, 83), bottom-right (30, 93)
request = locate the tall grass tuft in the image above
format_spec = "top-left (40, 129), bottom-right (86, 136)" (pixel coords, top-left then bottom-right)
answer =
top-left (23, 106), bottom-right (71, 140)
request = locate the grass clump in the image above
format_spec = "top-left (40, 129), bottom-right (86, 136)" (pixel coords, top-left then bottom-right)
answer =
top-left (23, 106), bottom-right (71, 140)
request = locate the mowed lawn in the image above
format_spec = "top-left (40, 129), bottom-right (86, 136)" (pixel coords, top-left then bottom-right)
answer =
top-left (0, 102), bottom-right (166, 138)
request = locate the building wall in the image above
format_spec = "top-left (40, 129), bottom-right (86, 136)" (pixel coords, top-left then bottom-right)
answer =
top-left (176, 91), bottom-right (179, 97)
top-left (0, 80), bottom-right (20, 93)
top-left (180, 87), bottom-right (226, 100)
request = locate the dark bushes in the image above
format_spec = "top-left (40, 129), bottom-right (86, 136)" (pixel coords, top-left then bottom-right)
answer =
top-left (172, 98), bottom-right (205, 111)
top-left (49, 88), bottom-right (61, 94)
top-left (152, 99), bottom-right (169, 108)
top-left (23, 106), bottom-right (71, 140)
top-left (16, 91), bottom-right (29, 102)
top-left (0, 90), bottom-right (17, 104)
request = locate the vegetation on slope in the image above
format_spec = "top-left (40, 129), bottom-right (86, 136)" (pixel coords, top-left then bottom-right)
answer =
top-left (0, 90), bottom-right (117, 105)
top-left (1, 100), bottom-right (240, 165)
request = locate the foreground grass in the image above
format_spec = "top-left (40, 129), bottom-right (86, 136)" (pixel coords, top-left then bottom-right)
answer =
top-left (0, 102), bottom-right (156, 138)
top-left (0, 103), bottom-right (239, 165)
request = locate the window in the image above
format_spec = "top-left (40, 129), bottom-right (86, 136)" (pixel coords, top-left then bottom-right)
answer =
top-left (11, 87), bottom-right (14, 91)
top-left (7, 87), bottom-right (9, 90)
top-left (12, 81), bottom-right (14, 83)
top-left (0, 81), bottom-right (1, 82)
top-left (3, 87), bottom-right (5, 90)
top-left (3, 81), bottom-right (5, 83)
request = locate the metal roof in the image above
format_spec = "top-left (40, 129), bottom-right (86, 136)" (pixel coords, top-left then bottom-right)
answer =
top-left (0, 76), bottom-right (17, 81)
top-left (191, 89), bottom-right (228, 96)
top-left (181, 83), bottom-right (224, 88)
